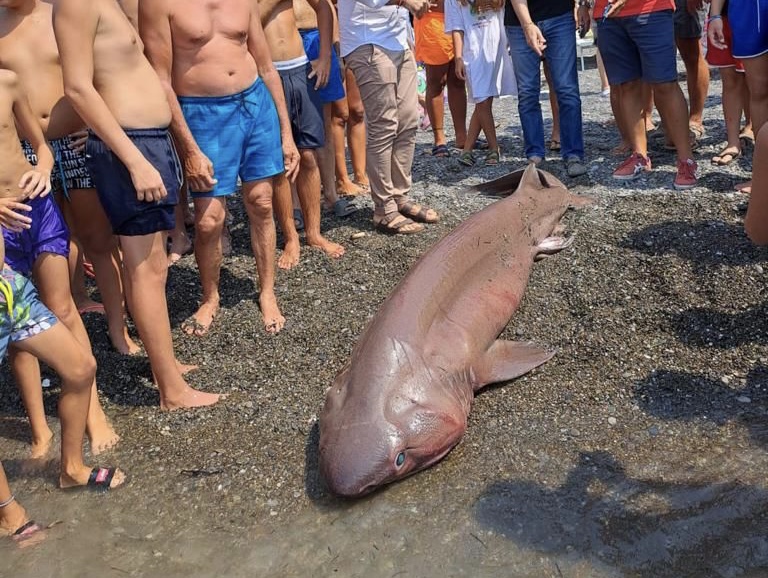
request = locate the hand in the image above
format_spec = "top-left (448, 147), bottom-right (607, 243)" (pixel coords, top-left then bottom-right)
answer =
top-left (604, 0), bottom-right (627, 18)
top-left (282, 136), bottom-right (300, 183)
top-left (68, 129), bottom-right (89, 154)
top-left (686, 0), bottom-right (704, 15)
top-left (183, 150), bottom-right (217, 193)
top-left (402, 0), bottom-right (431, 18)
top-left (454, 57), bottom-right (466, 81)
top-left (523, 23), bottom-right (546, 57)
top-left (129, 157), bottom-right (167, 202)
top-left (707, 17), bottom-right (726, 49)
top-left (577, 6), bottom-right (591, 36)
top-left (18, 169), bottom-right (51, 200)
top-left (308, 56), bottom-right (331, 90)
top-left (0, 196), bottom-right (33, 232)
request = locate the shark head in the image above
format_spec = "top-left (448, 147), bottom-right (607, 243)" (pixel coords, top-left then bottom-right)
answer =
top-left (318, 350), bottom-right (468, 498)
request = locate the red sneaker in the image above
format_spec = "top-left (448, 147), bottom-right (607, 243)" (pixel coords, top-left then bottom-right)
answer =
top-left (613, 153), bottom-right (651, 181)
top-left (674, 158), bottom-right (698, 190)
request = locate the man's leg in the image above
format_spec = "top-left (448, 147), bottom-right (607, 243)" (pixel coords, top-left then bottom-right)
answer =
top-left (186, 195), bottom-right (227, 335)
top-left (676, 35), bottom-right (709, 132)
top-left (345, 69), bottom-right (369, 188)
top-left (742, 54), bottom-right (768, 137)
top-left (273, 173), bottom-right (301, 270)
top-left (241, 178), bottom-right (285, 334)
top-left (168, 183), bottom-right (192, 265)
top-left (507, 25), bottom-right (547, 162)
top-left (296, 149), bottom-right (345, 259)
top-left (120, 231), bottom-right (221, 409)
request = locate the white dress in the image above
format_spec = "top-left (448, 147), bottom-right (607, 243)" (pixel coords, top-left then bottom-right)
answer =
top-left (444, 0), bottom-right (517, 103)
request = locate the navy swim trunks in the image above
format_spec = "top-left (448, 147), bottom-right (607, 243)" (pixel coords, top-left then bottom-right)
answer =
top-left (84, 128), bottom-right (181, 236)
top-left (2, 194), bottom-right (70, 276)
top-left (276, 57), bottom-right (325, 150)
top-left (300, 28), bottom-right (346, 104)
top-left (0, 266), bottom-right (58, 362)
top-left (21, 135), bottom-right (94, 199)
top-left (178, 78), bottom-right (284, 197)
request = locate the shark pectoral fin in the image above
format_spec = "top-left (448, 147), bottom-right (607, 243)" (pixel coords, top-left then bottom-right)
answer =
top-left (473, 340), bottom-right (555, 390)
top-left (534, 235), bottom-right (574, 260)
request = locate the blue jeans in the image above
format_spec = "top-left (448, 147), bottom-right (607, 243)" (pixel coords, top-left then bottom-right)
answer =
top-left (506, 11), bottom-right (584, 161)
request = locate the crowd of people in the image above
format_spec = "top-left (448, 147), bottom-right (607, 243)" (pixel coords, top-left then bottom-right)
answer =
top-left (0, 0), bottom-right (766, 546)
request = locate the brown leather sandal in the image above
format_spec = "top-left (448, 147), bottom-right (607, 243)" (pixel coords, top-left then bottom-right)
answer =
top-left (373, 212), bottom-right (424, 235)
top-left (396, 200), bottom-right (440, 224)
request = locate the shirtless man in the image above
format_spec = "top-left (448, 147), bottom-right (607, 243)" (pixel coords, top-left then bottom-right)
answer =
top-left (0, 0), bottom-right (125, 456)
top-left (52, 0), bottom-right (221, 410)
top-left (140, 0), bottom-right (300, 335)
top-left (0, 68), bottom-right (125, 491)
top-left (259, 0), bottom-right (346, 269)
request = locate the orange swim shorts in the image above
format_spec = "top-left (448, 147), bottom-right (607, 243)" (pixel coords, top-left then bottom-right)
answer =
top-left (414, 12), bottom-right (454, 66)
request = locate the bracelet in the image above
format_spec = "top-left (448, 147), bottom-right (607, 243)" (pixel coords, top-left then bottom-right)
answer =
top-left (578, 0), bottom-right (592, 7)
top-left (708, 14), bottom-right (722, 21)
top-left (0, 494), bottom-right (16, 509)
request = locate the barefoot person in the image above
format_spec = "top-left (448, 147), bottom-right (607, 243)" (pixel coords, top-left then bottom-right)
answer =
top-left (260, 0), bottom-right (346, 269)
top-left (0, 68), bottom-right (125, 491)
top-left (0, 0), bottom-right (139, 357)
top-left (0, 0), bottom-right (125, 456)
top-left (52, 0), bottom-right (221, 409)
top-left (139, 0), bottom-right (300, 335)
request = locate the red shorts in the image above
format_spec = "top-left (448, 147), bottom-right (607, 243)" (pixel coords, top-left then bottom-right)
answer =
top-left (706, 18), bottom-right (745, 72)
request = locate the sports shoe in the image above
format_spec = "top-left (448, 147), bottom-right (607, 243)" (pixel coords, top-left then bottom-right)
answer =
top-left (566, 156), bottom-right (587, 177)
top-left (613, 152), bottom-right (651, 181)
top-left (674, 158), bottom-right (698, 190)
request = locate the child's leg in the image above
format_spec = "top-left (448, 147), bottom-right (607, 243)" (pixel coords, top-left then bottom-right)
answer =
top-left (8, 348), bottom-right (53, 459)
top-left (446, 60), bottom-right (468, 148)
top-left (15, 323), bottom-right (125, 489)
top-left (32, 253), bottom-right (119, 454)
top-left (425, 63), bottom-right (449, 149)
top-left (462, 106), bottom-right (483, 154)
top-left (475, 97), bottom-right (499, 152)
top-left (0, 462), bottom-right (31, 536)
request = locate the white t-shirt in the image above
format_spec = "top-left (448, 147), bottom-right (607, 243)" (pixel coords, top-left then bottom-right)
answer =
top-left (338, 0), bottom-right (411, 57)
top-left (444, 0), bottom-right (516, 102)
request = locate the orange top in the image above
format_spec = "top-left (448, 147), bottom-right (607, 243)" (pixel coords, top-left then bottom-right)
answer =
top-left (593, 0), bottom-right (675, 19)
top-left (414, 12), bottom-right (454, 66)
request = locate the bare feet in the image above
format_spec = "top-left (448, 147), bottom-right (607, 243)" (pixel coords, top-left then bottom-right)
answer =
top-left (336, 178), bottom-right (364, 196)
top-left (168, 231), bottom-right (192, 266)
top-left (177, 360), bottom-right (199, 376)
top-left (29, 429), bottom-right (54, 461)
top-left (109, 326), bottom-right (142, 356)
top-left (87, 413), bottom-right (120, 456)
top-left (259, 291), bottom-right (285, 334)
top-left (59, 465), bottom-right (127, 490)
top-left (735, 180), bottom-right (752, 193)
top-left (278, 237), bottom-right (301, 270)
top-left (0, 501), bottom-right (46, 547)
top-left (182, 302), bottom-right (219, 337)
top-left (307, 235), bottom-right (345, 259)
top-left (160, 386), bottom-right (223, 411)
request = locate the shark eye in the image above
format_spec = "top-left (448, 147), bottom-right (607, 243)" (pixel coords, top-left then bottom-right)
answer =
top-left (395, 451), bottom-right (406, 467)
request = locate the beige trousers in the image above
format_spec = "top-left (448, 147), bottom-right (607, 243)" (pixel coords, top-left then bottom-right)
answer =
top-left (345, 44), bottom-right (419, 217)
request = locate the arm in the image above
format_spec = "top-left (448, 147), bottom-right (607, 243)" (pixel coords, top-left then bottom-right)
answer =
top-left (452, 30), bottom-right (466, 80)
top-left (509, 0), bottom-right (546, 56)
top-left (707, 0), bottom-right (726, 49)
top-left (306, 0), bottom-right (333, 89)
top-left (53, 0), bottom-right (167, 202)
top-left (139, 0), bottom-right (217, 192)
top-left (248, 0), bottom-right (300, 181)
top-left (745, 125), bottom-right (768, 245)
top-left (11, 76), bottom-right (53, 200)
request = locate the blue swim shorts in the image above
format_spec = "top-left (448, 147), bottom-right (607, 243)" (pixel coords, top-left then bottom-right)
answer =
top-left (597, 10), bottom-right (678, 85)
top-left (21, 135), bottom-right (94, 199)
top-left (728, 0), bottom-right (768, 59)
top-left (300, 28), bottom-right (346, 104)
top-left (2, 194), bottom-right (70, 276)
top-left (277, 60), bottom-right (325, 150)
top-left (178, 78), bottom-right (284, 197)
top-left (84, 128), bottom-right (181, 236)
top-left (0, 266), bottom-right (58, 362)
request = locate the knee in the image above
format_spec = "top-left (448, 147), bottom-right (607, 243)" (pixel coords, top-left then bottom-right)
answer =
top-left (348, 105), bottom-right (365, 125)
top-left (64, 351), bottom-right (97, 389)
top-left (300, 150), bottom-right (319, 172)
top-left (195, 212), bottom-right (225, 239)
top-left (244, 186), bottom-right (273, 219)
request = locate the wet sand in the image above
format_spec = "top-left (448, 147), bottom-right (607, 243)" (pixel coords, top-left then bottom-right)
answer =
top-left (3, 51), bottom-right (768, 577)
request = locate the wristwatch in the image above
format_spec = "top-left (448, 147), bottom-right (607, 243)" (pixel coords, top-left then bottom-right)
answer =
top-left (578, 0), bottom-right (592, 7)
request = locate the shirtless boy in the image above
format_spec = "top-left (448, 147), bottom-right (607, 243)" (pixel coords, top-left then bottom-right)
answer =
top-left (52, 0), bottom-right (221, 410)
top-left (259, 0), bottom-right (346, 269)
top-left (0, 0), bottom-right (125, 456)
top-left (139, 0), bottom-right (299, 336)
top-left (0, 68), bottom-right (125, 491)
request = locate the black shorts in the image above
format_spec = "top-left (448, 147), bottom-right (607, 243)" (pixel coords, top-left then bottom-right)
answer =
top-left (84, 128), bottom-right (181, 236)
top-left (277, 61), bottom-right (325, 150)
